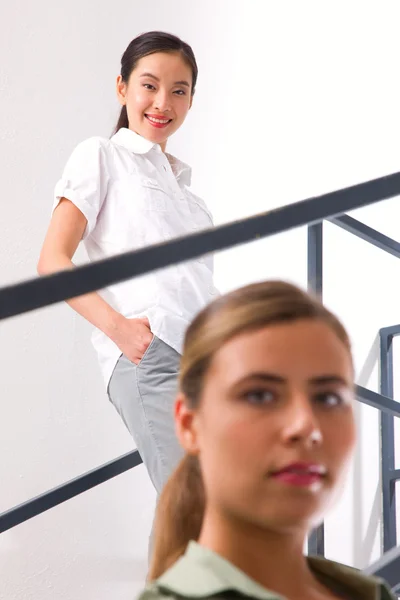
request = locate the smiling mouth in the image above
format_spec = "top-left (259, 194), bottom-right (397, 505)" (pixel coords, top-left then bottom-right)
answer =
top-left (145, 114), bottom-right (173, 126)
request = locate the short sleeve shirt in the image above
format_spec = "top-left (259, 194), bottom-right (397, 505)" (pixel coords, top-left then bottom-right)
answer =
top-left (53, 128), bottom-right (218, 387)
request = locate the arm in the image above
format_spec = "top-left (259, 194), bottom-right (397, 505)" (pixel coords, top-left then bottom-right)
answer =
top-left (37, 198), bottom-right (152, 363)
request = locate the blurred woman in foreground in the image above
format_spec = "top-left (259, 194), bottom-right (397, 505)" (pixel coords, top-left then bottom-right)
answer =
top-left (141, 280), bottom-right (395, 600)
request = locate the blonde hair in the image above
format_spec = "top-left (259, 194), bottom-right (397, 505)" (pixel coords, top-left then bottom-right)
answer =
top-left (148, 455), bottom-right (204, 580)
top-left (148, 280), bottom-right (352, 580)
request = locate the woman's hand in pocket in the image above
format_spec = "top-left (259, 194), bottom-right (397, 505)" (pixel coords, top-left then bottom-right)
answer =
top-left (110, 316), bottom-right (153, 364)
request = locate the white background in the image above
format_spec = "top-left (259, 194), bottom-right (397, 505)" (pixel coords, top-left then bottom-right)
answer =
top-left (1, 1), bottom-right (400, 599)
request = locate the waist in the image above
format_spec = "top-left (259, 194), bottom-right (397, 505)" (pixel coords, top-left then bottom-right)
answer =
top-left (105, 261), bottom-right (217, 317)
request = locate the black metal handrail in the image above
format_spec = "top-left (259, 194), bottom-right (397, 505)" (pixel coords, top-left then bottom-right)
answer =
top-left (0, 450), bottom-right (142, 534)
top-left (379, 325), bottom-right (400, 554)
top-left (326, 214), bottom-right (400, 555)
top-left (364, 543), bottom-right (400, 595)
top-left (1, 171), bottom-right (400, 591)
top-left (0, 385), bottom-right (394, 537)
top-left (329, 214), bottom-right (400, 259)
top-left (1, 171), bottom-right (400, 321)
top-left (307, 216), bottom-right (400, 592)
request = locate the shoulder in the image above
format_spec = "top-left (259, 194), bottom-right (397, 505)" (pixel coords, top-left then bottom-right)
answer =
top-left (62, 136), bottom-right (114, 176)
top-left (70, 136), bottom-right (113, 157)
top-left (308, 556), bottom-right (396, 600)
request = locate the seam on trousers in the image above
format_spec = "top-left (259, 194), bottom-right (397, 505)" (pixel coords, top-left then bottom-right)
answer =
top-left (108, 358), bottom-right (142, 440)
top-left (135, 354), bottom-right (167, 477)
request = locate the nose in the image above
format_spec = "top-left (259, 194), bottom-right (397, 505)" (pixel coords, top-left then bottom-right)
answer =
top-left (282, 393), bottom-right (322, 447)
top-left (153, 89), bottom-right (172, 113)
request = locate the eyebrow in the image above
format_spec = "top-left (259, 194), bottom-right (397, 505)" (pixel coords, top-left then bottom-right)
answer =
top-left (140, 72), bottom-right (191, 87)
top-left (234, 373), bottom-right (349, 386)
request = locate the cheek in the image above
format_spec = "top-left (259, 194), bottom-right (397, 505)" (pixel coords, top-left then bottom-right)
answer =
top-left (127, 89), bottom-right (149, 113)
top-left (199, 420), bottom-right (250, 499)
top-left (324, 412), bottom-right (356, 470)
top-left (199, 405), bottom-right (265, 473)
top-left (174, 99), bottom-right (191, 120)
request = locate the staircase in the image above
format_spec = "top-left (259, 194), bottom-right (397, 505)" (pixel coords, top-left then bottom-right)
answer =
top-left (0, 172), bottom-right (399, 595)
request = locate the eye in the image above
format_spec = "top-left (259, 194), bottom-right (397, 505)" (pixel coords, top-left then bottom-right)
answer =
top-left (314, 392), bottom-right (344, 407)
top-left (143, 83), bottom-right (156, 91)
top-left (173, 89), bottom-right (187, 96)
top-left (242, 389), bottom-right (275, 405)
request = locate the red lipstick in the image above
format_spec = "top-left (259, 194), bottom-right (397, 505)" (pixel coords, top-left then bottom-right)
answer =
top-left (145, 114), bottom-right (172, 129)
top-left (270, 462), bottom-right (326, 487)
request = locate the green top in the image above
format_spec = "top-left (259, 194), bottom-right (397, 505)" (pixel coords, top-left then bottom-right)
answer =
top-left (138, 541), bottom-right (396, 600)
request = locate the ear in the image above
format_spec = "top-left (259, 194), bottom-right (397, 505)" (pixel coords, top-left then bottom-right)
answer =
top-left (175, 393), bottom-right (199, 455)
top-left (116, 75), bottom-right (127, 106)
top-left (189, 95), bottom-right (194, 110)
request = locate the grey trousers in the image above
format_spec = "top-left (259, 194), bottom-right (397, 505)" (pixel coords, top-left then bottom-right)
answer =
top-left (108, 335), bottom-right (184, 494)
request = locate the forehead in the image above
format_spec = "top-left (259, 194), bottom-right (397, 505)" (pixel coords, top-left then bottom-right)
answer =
top-left (133, 51), bottom-right (192, 78)
top-left (207, 320), bottom-right (353, 386)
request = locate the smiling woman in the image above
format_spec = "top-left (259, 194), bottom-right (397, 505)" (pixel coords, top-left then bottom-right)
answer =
top-left (115, 43), bottom-right (196, 149)
top-left (139, 280), bottom-right (396, 600)
top-left (37, 31), bottom-right (216, 561)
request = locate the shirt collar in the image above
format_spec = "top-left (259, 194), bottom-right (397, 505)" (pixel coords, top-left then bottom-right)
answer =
top-left (110, 127), bottom-right (192, 186)
top-left (156, 542), bottom-right (282, 600)
top-left (111, 127), bottom-right (156, 155)
top-left (153, 541), bottom-right (392, 600)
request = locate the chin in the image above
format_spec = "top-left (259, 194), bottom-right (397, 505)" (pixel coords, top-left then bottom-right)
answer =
top-left (267, 513), bottom-right (315, 532)
top-left (256, 500), bottom-right (327, 533)
top-left (146, 129), bottom-right (169, 145)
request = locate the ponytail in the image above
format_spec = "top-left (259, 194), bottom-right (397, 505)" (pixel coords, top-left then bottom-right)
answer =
top-left (147, 280), bottom-right (353, 580)
top-left (148, 454), bottom-right (205, 580)
top-left (113, 105), bottom-right (129, 135)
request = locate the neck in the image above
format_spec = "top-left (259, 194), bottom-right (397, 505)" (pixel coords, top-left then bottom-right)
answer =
top-left (198, 507), bottom-right (320, 598)
top-left (129, 126), bottom-right (168, 153)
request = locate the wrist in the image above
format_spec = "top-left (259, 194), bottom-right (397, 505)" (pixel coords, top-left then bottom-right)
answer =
top-left (104, 310), bottom-right (126, 342)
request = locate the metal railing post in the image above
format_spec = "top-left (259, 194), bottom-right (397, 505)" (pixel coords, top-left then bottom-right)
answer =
top-left (379, 329), bottom-right (397, 551)
top-left (307, 222), bottom-right (325, 556)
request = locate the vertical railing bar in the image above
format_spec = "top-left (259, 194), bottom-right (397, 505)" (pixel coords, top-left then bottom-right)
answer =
top-left (380, 330), bottom-right (397, 551)
top-left (307, 222), bottom-right (325, 556)
top-left (307, 223), bottom-right (323, 298)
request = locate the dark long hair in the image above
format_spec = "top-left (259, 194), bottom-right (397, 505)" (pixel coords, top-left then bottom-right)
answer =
top-left (114, 31), bottom-right (198, 134)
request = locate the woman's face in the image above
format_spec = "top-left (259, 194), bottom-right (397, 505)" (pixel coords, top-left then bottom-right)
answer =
top-left (177, 319), bottom-right (355, 534)
top-left (116, 51), bottom-right (193, 149)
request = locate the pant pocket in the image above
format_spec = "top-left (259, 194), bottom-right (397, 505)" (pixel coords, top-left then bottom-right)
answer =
top-left (137, 334), bottom-right (158, 368)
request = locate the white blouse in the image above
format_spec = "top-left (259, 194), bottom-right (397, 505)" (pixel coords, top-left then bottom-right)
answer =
top-left (53, 128), bottom-right (217, 388)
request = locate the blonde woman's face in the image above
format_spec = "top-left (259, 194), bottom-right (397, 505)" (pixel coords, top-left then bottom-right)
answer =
top-left (182, 320), bottom-right (355, 534)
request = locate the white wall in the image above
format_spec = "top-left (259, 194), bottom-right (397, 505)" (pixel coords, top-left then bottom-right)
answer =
top-left (1, 1), bottom-right (400, 598)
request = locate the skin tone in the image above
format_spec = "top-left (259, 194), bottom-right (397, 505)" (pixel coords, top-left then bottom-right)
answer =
top-left (37, 52), bottom-right (193, 363)
top-left (116, 51), bottom-right (193, 152)
top-left (176, 319), bottom-right (356, 600)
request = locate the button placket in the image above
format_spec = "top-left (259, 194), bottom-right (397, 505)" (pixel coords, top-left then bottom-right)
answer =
top-left (160, 157), bottom-right (181, 198)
